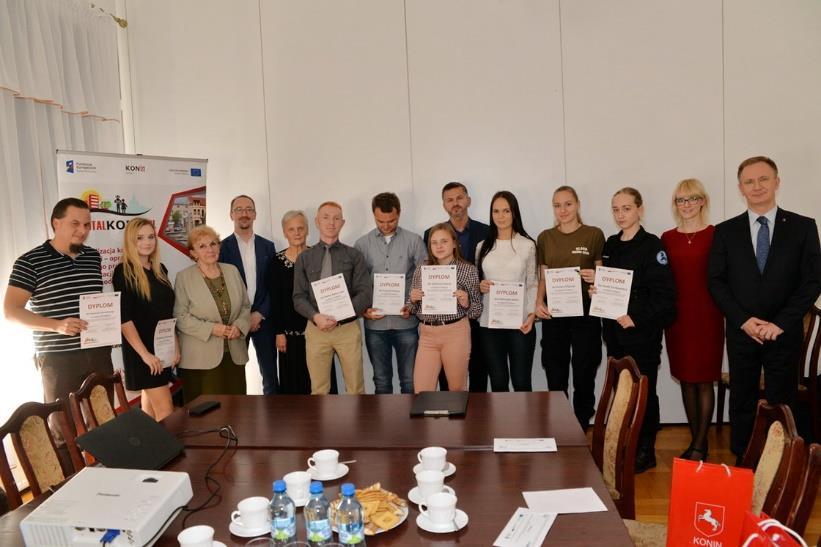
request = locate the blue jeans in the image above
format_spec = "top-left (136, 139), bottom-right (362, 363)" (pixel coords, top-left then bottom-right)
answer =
top-left (364, 327), bottom-right (418, 394)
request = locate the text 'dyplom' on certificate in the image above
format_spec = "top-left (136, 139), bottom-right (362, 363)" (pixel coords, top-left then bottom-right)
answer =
top-left (421, 265), bottom-right (457, 315)
top-left (372, 273), bottom-right (405, 315)
top-left (488, 281), bottom-right (525, 329)
top-left (311, 273), bottom-right (356, 321)
top-left (545, 267), bottom-right (583, 318)
top-left (589, 266), bottom-right (633, 320)
top-left (79, 292), bottom-right (122, 348)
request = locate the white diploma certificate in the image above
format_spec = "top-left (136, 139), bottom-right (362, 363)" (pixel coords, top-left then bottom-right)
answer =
top-left (545, 267), bottom-right (583, 318)
top-left (79, 292), bottom-right (122, 348)
top-left (372, 273), bottom-right (405, 315)
top-left (153, 318), bottom-right (177, 368)
top-left (589, 266), bottom-right (633, 320)
top-left (493, 507), bottom-right (556, 547)
top-left (488, 281), bottom-right (525, 329)
top-left (311, 273), bottom-right (356, 321)
top-left (421, 265), bottom-right (457, 315)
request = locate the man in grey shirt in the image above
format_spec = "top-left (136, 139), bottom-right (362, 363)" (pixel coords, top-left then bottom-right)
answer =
top-left (293, 201), bottom-right (372, 394)
top-left (355, 193), bottom-right (427, 393)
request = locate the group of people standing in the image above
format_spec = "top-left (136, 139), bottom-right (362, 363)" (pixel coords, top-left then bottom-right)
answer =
top-left (5, 155), bottom-right (820, 474)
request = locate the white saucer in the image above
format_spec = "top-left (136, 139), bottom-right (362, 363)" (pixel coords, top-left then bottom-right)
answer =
top-left (416, 509), bottom-right (469, 533)
top-left (307, 463), bottom-right (349, 481)
top-left (229, 520), bottom-right (270, 538)
top-left (293, 494), bottom-right (311, 508)
top-left (213, 542), bottom-right (227, 547)
top-left (413, 462), bottom-right (456, 478)
top-left (407, 486), bottom-right (424, 505)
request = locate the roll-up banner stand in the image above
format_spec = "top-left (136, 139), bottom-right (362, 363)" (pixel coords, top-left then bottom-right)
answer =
top-left (56, 150), bottom-right (208, 287)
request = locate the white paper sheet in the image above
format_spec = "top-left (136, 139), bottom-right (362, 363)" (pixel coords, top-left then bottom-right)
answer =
top-left (522, 487), bottom-right (608, 514)
top-left (372, 273), bottom-right (405, 315)
top-left (589, 266), bottom-right (633, 320)
top-left (311, 273), bottom-right (356, 321)
top-left (79, 292), bottom-right (122, 348)
top-left (153, 318), bottom-right (177, 367)
top-left (493, 438), bottom-right (557, 453)
top-left (545, 267), bottom-right (583, 318)
top-left (493, 507), bottom-right (557, 547)
top-left (421, 265), bottom-right (457, 315)
top-left (488, 281), bottom-right (525, 329)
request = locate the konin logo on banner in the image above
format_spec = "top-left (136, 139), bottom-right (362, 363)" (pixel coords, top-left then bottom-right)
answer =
top-left (693, 502), bottom-right (724, 538)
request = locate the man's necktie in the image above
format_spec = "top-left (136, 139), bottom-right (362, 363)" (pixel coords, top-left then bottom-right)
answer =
top-left (320, 244), bottom-right (332, 279)
top-left (756, 216), bottom-right (769, 273)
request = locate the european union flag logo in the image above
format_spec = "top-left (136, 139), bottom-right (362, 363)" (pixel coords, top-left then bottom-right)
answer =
top-left (66, 160), bottom-right (75, 173)
top-left (190, 168), bottom-right (202, 177)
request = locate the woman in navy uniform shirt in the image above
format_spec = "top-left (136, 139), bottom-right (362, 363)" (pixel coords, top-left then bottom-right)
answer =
top-left (597, 187), bottom-right (676, 473)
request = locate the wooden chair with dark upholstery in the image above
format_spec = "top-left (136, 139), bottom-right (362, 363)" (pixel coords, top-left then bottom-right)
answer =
top-left (785, 443), bottom-right (820, 536)
top-left (625, 401), bottom-right (806, 547)
top-left (717, 305), bottom-right (821, 437)
top-left (740, 402), bottom-right (806, 523)
top-left (0, 400), bottom-right (84, 510)
top-left (68, 371), bottom-right (129, 436)
top-left (591, 356), bottom-right (648, 520)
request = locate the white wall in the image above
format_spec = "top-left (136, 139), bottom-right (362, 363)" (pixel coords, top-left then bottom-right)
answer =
top-left (122, 0), bottom-right (821, 421)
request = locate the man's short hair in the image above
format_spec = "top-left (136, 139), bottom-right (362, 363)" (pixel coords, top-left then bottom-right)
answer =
top-left (737, 156), bottom-right (778, 180)
top-left (230, 194), bottom-right (256, 210)
top-left (441, 182), bottom-right (468, 197)
top-left (51, 197), bottom-right (89, 229)
top-left (371, 192), bottom-right (401, 214)
top-left (317, 201), bottom-right (343, 213)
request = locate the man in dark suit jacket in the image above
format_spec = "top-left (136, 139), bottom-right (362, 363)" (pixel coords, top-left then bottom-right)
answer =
top-left (219, 195), bottom-right (279, 394)
top-left (424, 182), bottom-right (490, 392)
top-left (708, 156), bottom-right (821, 457)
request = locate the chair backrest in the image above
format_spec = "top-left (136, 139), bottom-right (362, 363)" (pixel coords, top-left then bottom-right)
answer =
top-left (68, 371), bottom-right (129, 436)
top-left (591, 356), bottom-right (648, 520)
top-left (799, 305), bottom-right (820, 377)
top-left (0, 400), bottom-right (84, 509)
top-left (786, 443), bottom-right (820, 536)
top-left (741, 402), bottom-right (805, 521)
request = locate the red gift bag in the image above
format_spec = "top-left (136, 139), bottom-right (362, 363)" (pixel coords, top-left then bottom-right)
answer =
top-left (738, 512), bottom-right (807, 547)
top-left (666, 458), bottom-right (754, 546)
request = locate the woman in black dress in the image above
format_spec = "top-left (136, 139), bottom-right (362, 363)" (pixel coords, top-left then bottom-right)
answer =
top-left (113, 218), bottom-right (178, 420)
top-left (271, 211), bottom-right (338, 394)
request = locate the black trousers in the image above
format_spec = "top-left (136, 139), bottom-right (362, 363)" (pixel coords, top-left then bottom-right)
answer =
top-left (481, 327), bottom-right (536, 392)
top-left (438, 319), bottom-right (488, 392)
top-left (605, 333), bottom-right (662, 448)
top-left (541, 315), bottom-right (602, 428)
top-left (726, 329), bottom-right (801, 456)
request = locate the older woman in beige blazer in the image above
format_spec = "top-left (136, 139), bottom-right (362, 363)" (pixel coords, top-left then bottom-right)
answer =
top-left (174, 225), bottom-right (251, 403)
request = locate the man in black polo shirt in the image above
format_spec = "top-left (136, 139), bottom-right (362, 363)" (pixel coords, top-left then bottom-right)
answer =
top-left (4, 198), bottom-right (113, 442)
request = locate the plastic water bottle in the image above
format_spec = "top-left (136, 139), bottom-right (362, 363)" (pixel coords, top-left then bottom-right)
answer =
top-left (336, 483), bottom-right (365, 545)
top-left (304, 481), bottom-right (332, 546)
top-left (270, 479), bottom-right (296, 545)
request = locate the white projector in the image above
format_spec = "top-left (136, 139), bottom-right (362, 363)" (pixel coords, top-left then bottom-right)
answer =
top-left (20, 467), bottom-right (193, 546)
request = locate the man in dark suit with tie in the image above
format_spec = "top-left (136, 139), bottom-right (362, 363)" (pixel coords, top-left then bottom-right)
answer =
top-left (219, 195), bottom-right (279, 394)
top-left (708, 156), bottom-right (821, 459)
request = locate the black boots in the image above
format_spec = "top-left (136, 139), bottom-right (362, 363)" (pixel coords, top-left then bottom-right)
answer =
top-left (634, 438), bottom-right (657, 474)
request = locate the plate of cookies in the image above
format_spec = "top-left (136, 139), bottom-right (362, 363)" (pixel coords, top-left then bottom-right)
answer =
top-left (330, 482), bottom-right (409, 536)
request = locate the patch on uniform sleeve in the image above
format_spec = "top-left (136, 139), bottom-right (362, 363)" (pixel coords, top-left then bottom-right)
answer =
top-left (656, 250), bottom-right (669, 265)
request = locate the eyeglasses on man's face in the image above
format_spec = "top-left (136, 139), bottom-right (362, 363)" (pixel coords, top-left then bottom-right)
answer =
top-left (232, 207), bottom-right (256, 215)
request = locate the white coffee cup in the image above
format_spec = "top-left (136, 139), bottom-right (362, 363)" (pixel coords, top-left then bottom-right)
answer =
top-left (307, 449), bottom-right (339, 477)
top-left (231, 496), bottom-right (270, 530)
top-left (418, 446), bottom-right (447, 471)
top-left (418, 492), bottom-right (457, 527)
top-left (284, 470), bottom-right (312, 501)
top-left (415, 469), bottom-right (455, 500)
top-left (177, 524), bottom-right (214, 547)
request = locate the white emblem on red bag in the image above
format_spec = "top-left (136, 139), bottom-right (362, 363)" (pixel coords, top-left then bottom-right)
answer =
top-left (694, 502), bottom-right (725, 537)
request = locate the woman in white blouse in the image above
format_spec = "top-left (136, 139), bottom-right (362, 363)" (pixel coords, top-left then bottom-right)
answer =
top-left (475, 191), bottom-right (538, 391)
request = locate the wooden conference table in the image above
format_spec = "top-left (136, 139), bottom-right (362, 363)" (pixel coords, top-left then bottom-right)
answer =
top-left (1, 393), bottom-right (632, 546)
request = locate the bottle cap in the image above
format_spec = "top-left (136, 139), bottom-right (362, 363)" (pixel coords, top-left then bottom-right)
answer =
top-left (310, 481), bottom-right (324, 495)
top-left (273, 479), bottom-right (286, 493)
top-left (340, 483), bottom-right (355, 496)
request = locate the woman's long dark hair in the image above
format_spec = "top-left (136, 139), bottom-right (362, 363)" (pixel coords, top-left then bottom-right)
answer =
top-left (476, 190), bottom-right (534, 280)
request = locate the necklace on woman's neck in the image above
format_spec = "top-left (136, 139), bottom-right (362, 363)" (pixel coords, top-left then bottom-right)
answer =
top-left (681, 221), bottom-right (705, 245)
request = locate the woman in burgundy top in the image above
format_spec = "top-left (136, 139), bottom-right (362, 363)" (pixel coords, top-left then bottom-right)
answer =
top-left (662, 178), bottom-right (724, 461)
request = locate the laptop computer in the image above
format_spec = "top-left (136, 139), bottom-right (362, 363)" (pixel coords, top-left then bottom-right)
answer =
top-left (409, 391), bottom-right (469, 417)
top-left (75, 408), bottom-right (184, 470)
